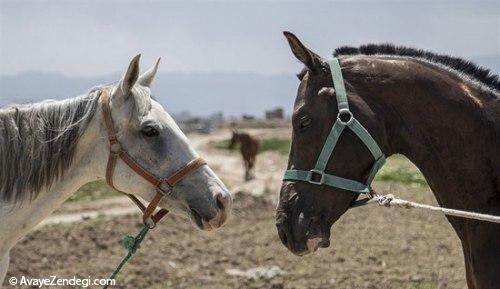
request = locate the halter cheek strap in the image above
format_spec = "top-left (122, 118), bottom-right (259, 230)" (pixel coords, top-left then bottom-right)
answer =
top-left (283, 58), bottom-right (386, 197)
top-left (100, 90), bottom-right (207, 226)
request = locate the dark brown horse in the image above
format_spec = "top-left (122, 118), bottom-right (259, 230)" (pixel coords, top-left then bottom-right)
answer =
top-left (229, 130), bottom-right (259, 181)
top-left (276, 32), bottom-right (500, 289)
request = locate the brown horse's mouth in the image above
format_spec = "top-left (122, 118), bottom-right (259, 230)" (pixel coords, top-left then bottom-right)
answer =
top-left (276, 216), bottom-right (331, 256)
top-left (305, 236), bottom-right (330, 254)
top-left (276, 180), bottom-right (354, 256)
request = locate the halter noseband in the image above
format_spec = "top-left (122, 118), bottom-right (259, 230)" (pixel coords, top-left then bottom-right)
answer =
top-left (283, 58), bottom-right (386, 200)
top-left (100, 90), bottom-right (207, 226)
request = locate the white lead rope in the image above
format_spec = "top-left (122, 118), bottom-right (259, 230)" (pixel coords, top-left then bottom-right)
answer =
top-left (368, 194), bottom-right (500, 224)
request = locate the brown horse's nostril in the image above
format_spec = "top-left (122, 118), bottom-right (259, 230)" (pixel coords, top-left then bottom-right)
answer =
top-left (277, 226), bottom-right (289, 247)
top-left (276, 220), bottom-right (293, 250)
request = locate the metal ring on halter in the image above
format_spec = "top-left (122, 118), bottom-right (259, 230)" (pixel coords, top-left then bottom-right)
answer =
top-left (144, 218), bottom-right (157, 229)
top-left (337, 108), bottom-right (354, 125)
top-left (109, 142), bottom-right (122, 154)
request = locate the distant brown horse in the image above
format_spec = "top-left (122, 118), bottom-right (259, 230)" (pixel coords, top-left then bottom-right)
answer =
top-left (229, 130), bottom-right (259, 181)
top-left (276, 32), bottom-right (500, 289)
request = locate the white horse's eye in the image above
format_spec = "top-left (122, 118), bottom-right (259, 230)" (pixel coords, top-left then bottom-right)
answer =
top-left (141, 126), bottom-right (160, 137)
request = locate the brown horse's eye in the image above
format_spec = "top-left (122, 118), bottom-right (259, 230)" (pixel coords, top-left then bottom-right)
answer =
top-left (300, 116), bottom-right (312, 129)
top-left (142, 126), bottom-right (159, 137)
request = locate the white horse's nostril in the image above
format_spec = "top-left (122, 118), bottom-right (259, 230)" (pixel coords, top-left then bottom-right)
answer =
top-left (216, 194), bottom-right (225, 211)
top-left (216, 191), bottom-right (233, 212)
top-left (206, 192), bottom-right (231, 229)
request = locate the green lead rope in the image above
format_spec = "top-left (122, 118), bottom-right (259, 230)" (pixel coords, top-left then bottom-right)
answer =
top-left (103, 224), bottom-right (152, 289)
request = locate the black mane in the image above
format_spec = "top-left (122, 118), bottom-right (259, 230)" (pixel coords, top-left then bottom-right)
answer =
top-left (334, 44), bottom-right (500, 92)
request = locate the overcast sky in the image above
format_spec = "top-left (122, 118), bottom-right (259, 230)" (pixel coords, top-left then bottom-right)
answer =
top-left (1, 0), bottom-right (499, 77)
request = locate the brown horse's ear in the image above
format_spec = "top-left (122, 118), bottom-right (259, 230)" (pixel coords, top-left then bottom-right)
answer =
top-left (283, 31), bottom-right (322, 72)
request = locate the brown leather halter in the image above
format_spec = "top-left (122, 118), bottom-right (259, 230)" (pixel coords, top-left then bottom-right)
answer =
top-left (100, 90), bottom-right (207, 226)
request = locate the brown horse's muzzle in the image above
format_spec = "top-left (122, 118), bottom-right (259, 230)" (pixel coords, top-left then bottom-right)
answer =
top-left (276, 182), bottom-right (331, 256)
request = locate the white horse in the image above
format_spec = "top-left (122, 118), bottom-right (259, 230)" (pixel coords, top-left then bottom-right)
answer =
top-left (0, 55), bottom-right (232, 285)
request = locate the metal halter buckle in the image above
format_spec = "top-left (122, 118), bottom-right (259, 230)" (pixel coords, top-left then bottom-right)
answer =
top-left (307, 169), bottom-right (325, 185)
top-left (337, 108), bottom-right (354, 125)
top-left (109, 139), bottom-right (122, 154)
top-left (157, 181), bottom-right (173, 196)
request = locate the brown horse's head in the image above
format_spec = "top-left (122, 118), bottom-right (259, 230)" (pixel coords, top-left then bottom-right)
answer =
top-left (276, 32), bottom-right (389, 256)
top-left (228, 130), bottom-right (240, 150)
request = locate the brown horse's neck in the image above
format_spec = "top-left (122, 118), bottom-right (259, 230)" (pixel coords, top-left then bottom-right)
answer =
top-left (234, 133), bottom-right (255, 146)
top-left (344, 56), bottom-right (500, 213)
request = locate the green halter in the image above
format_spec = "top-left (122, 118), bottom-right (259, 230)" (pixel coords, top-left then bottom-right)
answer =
top-left (283, 58), bottom-right (386, 194)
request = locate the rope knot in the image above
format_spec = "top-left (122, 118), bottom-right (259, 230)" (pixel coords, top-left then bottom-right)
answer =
top-left (120, 235), bottom-right (140, 253)
top-left (377, 194), bottom-right (394, 207)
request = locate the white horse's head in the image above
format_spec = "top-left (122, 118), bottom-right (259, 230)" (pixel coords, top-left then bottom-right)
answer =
top-left (99, 55), bottom-right (232, 230)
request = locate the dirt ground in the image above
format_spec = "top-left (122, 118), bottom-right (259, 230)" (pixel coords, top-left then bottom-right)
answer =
top-left (6, 129), bottom-right (467, 289)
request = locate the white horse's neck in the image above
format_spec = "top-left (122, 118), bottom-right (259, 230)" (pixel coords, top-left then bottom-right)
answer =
top-left (0, 107), bottom-right (108, 255)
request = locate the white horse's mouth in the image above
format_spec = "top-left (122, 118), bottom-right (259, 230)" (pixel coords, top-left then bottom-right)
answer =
top-left (188, 207), bottom-right (205, 230)
top-left (187, 205), bottom-right (227, 231)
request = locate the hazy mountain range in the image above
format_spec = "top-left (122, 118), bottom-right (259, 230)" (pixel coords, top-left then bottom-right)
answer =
top-left (1, 56), bottom-right (499, 117)
top-left (0, 72), bottom-right (298, 118)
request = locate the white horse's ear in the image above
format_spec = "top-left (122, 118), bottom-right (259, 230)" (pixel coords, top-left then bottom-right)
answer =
top-left (120, 54), bottom-right (141, 94)
top-left (138, 58), bottom-right (161, 88)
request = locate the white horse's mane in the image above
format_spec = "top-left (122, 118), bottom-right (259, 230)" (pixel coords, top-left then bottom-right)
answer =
top-left (0, 84), bottom-right (155, 204)
top-left (0, 88), bottom-right (103, 204)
